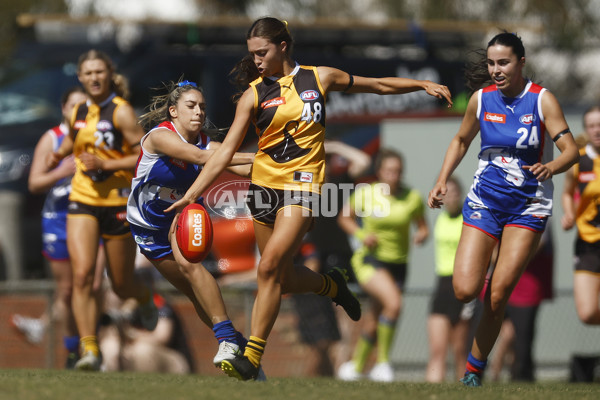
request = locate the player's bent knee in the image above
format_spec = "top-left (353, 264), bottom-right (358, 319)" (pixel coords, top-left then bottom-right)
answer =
top-left (453, 286), bottom-right (478, 303)
top-left (72, 270), bottom-right (95, 289)
top-left (257, 256), bottom-right (280, 281)
top-left (577, 308), bottom-right (600, 325)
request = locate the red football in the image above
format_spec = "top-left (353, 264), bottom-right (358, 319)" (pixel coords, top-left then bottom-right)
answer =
top-left (175, 203), bottom-right (213, 263)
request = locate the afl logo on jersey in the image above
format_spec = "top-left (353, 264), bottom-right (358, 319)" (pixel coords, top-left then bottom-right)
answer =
top-left (300, 90), bottom-right (319, 101)
top-left (519, 114), bottom-right (535, 125)
top-left (97, 120), bottom-right (113, 132)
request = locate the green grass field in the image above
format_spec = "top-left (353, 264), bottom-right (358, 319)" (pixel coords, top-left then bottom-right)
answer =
top-left (1, 369), bottom-right (599, 400)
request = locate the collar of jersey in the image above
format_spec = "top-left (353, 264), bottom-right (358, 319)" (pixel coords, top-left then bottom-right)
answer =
top-left (585, 143), bottom-right (599, 160)
top-left (265, 61), bottom-right (300, 82)
top-left (87, 92), bottom-right (117, 108)
top-left (170, 122), bottom-right (197, 145)
top-left (59, 122), bottom-right (68, 135)
top-left (499, 80), bottom-right (531, 100)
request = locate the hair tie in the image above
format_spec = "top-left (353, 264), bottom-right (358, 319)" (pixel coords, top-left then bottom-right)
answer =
top-left (178, 80), bottom-right (197, 88)
top-left (282, 20), bottom-right (290, 33)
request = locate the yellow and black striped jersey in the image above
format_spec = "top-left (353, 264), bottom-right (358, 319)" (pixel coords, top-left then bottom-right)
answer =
top-left (250, 64), bottom-right (326, 193)
top-left (574, 144), bottom-right (600, 243)
top-left (69, 93), bottom-right (135, 206)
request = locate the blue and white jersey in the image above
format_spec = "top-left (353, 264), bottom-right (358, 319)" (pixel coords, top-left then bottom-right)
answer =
top-left (41, 123), bottom-right (72, 220)
top-left (467, 81), bottom-right (554, 215)
top-left (126, 121), bottom-right (210, 232)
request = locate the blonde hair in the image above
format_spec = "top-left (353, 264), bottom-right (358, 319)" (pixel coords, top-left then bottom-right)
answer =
top-left (77, 49), bottom-right (130, 99)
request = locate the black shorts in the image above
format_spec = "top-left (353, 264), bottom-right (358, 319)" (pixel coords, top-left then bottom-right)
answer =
top-left (245, 183), bottom-right (319, 226)
top-left (574, 238), bottom-right (600, 275)
top-left (67, 201), bottom-right (130, 238)
top-left (291, 293), bottom-right (341, 344)
top-left (430, 275), bottom-right (465, 325)
top-left (362, 254), bottom-right (407, 290)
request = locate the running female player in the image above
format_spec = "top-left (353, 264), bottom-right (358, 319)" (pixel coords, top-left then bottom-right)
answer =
top-left (49, 50), bottom-right (156, 371)
top-left (428, 32), bottom-right (579, 386)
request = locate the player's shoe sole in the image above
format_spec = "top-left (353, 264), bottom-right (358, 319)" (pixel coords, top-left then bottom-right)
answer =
top-left (327, 268), bottom-right (361, 321)
top-left (221, 355), bottom-right (259, 381)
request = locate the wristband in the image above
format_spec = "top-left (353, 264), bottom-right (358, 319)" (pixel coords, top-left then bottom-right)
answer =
top-left (343, 74), bottom-right (354, 93)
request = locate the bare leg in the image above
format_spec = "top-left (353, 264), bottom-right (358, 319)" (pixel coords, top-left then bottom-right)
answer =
top-left (48, 259), bottom-right (76, 337)
top-left (152, 255), bottom-right (217, 327)
top-left (426, 314), bottom-right (451, 382)
top-left (470, 227), bottom-right (541, 361)
top-left (451, 317), bottom-right (471, 380)
top-left (489, 319), bottom-right (515, 381)
top-left (103, 234), bottom-right (148, 301)
top-left (452, 226), bottom-right (497, 304)
top-left (573, 273), bottom-right (600, 325)
top-left (250, 207), bottom-right (319, 339)
top-left (68, 216), bottom-right (102, 338)
top-left (123, 341), bottom-right (190, 374)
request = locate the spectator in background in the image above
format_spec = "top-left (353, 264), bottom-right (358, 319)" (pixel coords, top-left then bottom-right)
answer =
top-left (47, 50), bottom-right (158, 371)
top-left (562, 106), bottom-right (600, 326)
top-left (426, 176), bottom-right (475, 382)
top-left (99, 262), bottom-right (194, 374)
top-left (11, 87), bottom-right (105, 368)
top-left (337, 148), bottom-right (429, 382)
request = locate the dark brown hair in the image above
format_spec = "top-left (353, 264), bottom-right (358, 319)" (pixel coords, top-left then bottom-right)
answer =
top-left (230, 17), bottom-right (294, 94)
top-left (139, 81), bottom-right (203, 130)
top-left (60, 86), bottom-right (85, 107)
top-left (464, 31), bottom-right (526, 92)
top-left (375, 148), bottom-right (403, 173)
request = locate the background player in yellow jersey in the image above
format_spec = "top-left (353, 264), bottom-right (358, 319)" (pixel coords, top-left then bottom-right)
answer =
top-left (165, 16), bottom-right (452, 380)
top-left (48, 50), bottom-right (156, 371)
top-left (562, 105), bottom-right (600, 325)
top-left (337, 149), bottom-right (429, 382)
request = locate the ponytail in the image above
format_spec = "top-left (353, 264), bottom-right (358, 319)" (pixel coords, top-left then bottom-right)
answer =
top-left (229, 55), bottom-right (260, 98)
top-left (464, 49), bottom-right (491, 92)
top-left (112, 73), bottom-right (130, 100)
